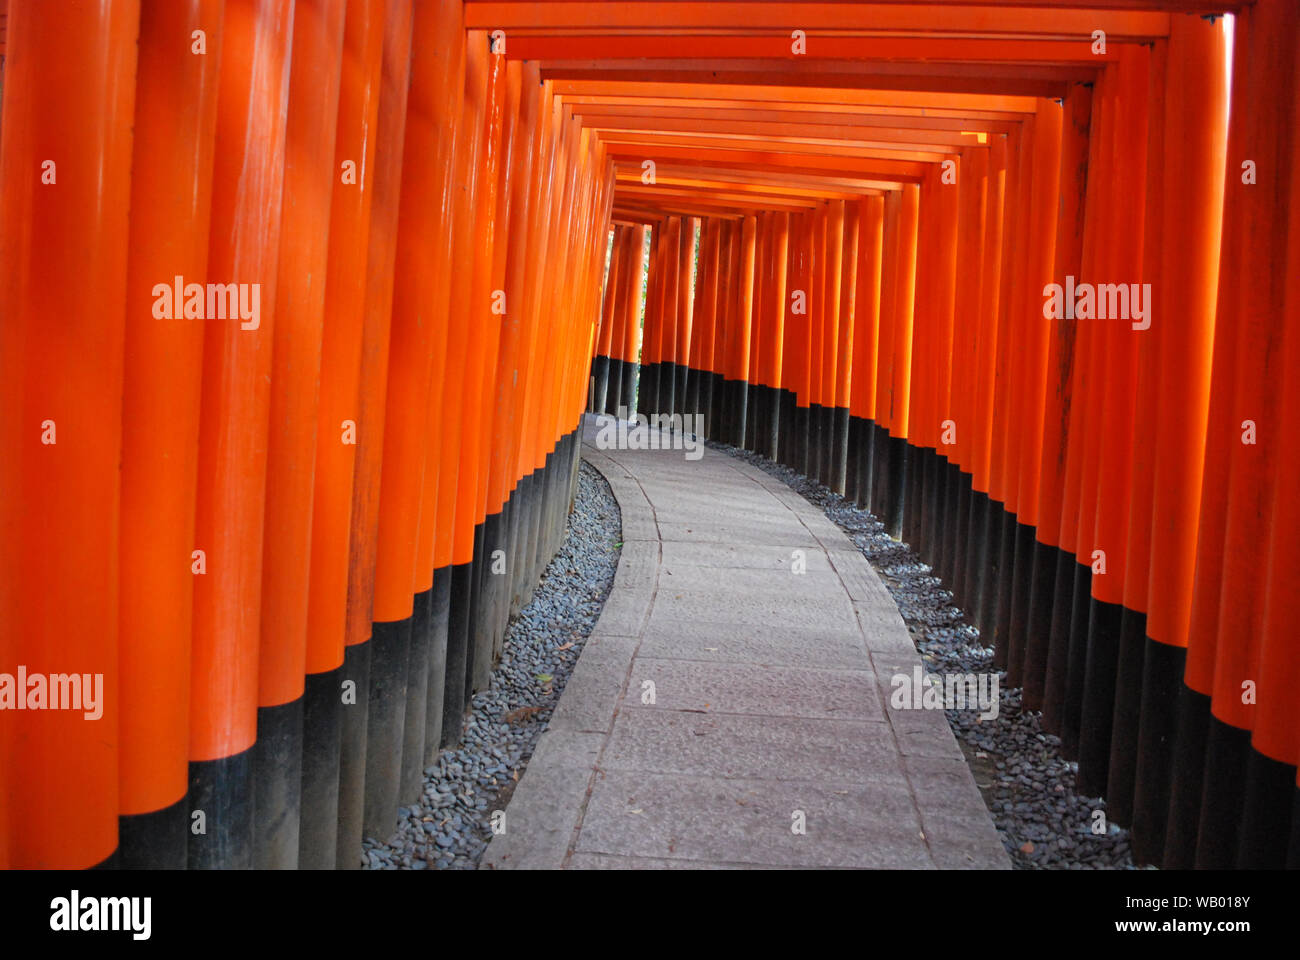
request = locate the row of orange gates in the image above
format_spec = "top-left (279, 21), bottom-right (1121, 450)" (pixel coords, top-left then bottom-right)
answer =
top-left (1, 0), bottom-right (609, 868)
top-left (586, 0), bottom-right (1300, 871)
top-left (1, 0), bottom-right (1299, 870)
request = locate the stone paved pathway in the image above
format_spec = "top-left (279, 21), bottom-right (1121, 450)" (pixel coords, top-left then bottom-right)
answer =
top-left (483, 415), bottom-right (1008, 869)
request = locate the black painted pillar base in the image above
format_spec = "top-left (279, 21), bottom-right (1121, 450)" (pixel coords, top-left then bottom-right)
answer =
top-left (991, 509), bottom-right (1015, 670)
top-left (441, 561), bottom-right (473, 749)
top-left (188, 748), bottom-right (253, 869)
top-left (1076, 594), bottom-right (1123, 796)
top-left (766, 383), bottom-right (782, 460)
top-left (1103, 606), bottom-right (1148, 825)
top-left (1059, 561), bottom-right (1093, 759)
top-left (1129, 640), bottom-right (1184, 866)
top-left (621, 361), bottom-right (640, 418)
top-left (605, 358), bottom-right (624, 416)
top-left (299, 665), bottom-right (343, 870)
top-left (964, 489), bottom-right (989, 630)
top-left (858, 422), bottom-right (873, 513)
top-left (778, 389), bottom-right (796, 467)
top-left (794, 405), bottom-right (811, 475)
top-left (591, 354), bottom-right (610, 413)
top-left (732, 380), bottom-right (749, 448)
top-left (118, 797), bottom-right (188, 870)
top-left (1193, 717), bottom-right (1250, 868)
top-left (884, 434), bottom-right (908, 540)
top-left (1005, 521), bottom-right (1036, 690)
top-left (253, 696), bottom-right (304, 869)
top-left (1040, 547), bottom-right (1079, 736)
top-left (335, 639), bottom-right (370, 868)
top-left (808, 404), bottom-right (824, 481)
top-left (830, 406), bottom-right (850, 494)
top-left (362, 617), bottom-right (411, 841)
top-left (398, 587), bottom-right (434, 806)
top-left (468, 521), bottom-right (491, 697)
top-left (1020, 539), bottom-right (1059, 712)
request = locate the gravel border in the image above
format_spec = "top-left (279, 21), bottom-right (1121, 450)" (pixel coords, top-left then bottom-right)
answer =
top-left (362, 459), bottom-right (622, 870)
top-left (705, 437), bottom-right (1142, 871)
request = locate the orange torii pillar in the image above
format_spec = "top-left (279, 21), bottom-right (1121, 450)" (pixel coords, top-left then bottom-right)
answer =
top-left (466, 44), bottom-right (513, 701)
top-left (336, 0), bottom-right (414, 867)
top-left (0, 0), bottom-right (138, 870)
top-left (637, 220), bottom-right (665, 419)
top-left (1077, 48), bottom-right (1149, 800)
top-left (955, 142), bottom-right (1002, 624)
top-left (113, 0), bottom-right (221, 870)
top-left (725, 214), bottom-right (758, 447)
top-left (990, 112), bottom-right (1037, 674)
top-left (497, 61), bottom-right (550, 650)
top-left (1174, 0), bottom-right (1298, 870)
top-left (1126, 13), bottom-right (1227, 867)
top-left (405, 15), bottom-right (492, 811)
top-left (880, 184), bottom-right (920, 539)
top-left (592, 225), bottom-right (621, 414)
top-left (1038, 85), bottom-right (1096, 731)
top-left (619, 224), bottom-right (650, 418)
top-left (983, 122), bottom-right (1026, 659)
top-left (912, 163), bottom-right (959, 555)
top-left (255, 0), bottom-right (346, 870)
top-left (948, 145), bottom-right (993, 612)
top-left (673, 217), bottom-right (698, 424)
top-left (780, 212), bottom-right (811, 470)
top-left (1105, 48), bottom-right (1164, 831)
top-left (520, 112), bottom-right (585, 606)
top-left (868, 192), bottom-right (901, 514)
top-left (442, 31), bottom-right (502, 757)
top-left (187, 0), bottom-right (294, 870)
top-left (1025, 87), bottom-right (1090, 724)
top-left (713, 217), bottom-right (737, 440)
top-left (904, 170), bottom-right (937, 552)
top-left (809, 203), bottom-right (837, 481)
top-left (654, 215), bottom-right (682, 420)
top-left (1008, 98), bottom-right (1063, 698)
top-left (805, 204), bottom-right (825, 474)
top-left (602, 228), bottom-right (628, 416)
top-left (1028, 77), bottom-right (1102, 736)
top-left (847, 196), bottom-right (885, 508)
top-left (516, 99), bottom-right (576, 616)
top-left (482, 55), bottom-right (542, 683)
top-left (300, 0), bottom-right (387, 871)
top-left (965, 135), bottom-right (1010, 642)
top-left (507, 73), bottom-right (558, 619)
top-left (603, 227), bottom-right (631, 415)
top-left (829, 202), bottom-right (858, 492)
top-left (364, 1), bottom-right (465, 839)
top-left (745, 212), bottom-right (769, 452)
top-left (685, 218), bottom-right (721, 432)
top-left (710, 219), bottom-right (738, 440)
top-left (1056, 75), bottom-right (1118, 748)
top-left (759, 212), bottom-right (790, 460)
top-left (1255, 67), bottom-right (1300, 869)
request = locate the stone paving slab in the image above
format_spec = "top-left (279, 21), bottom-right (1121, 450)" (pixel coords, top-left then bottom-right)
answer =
top-left (620, 658), bottom-right (881, 721)
top-left (637, 617), bottom-right (871, 670)
top-left (575, 771), bottom-right (932, 869)
top-left (482, 415), bottom-right (1009, 871)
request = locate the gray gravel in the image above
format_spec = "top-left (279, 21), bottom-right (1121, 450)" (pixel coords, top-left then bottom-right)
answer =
top-left (361, 459), bottom-right (621, 870)
top-left (707, 437), bottom-right (1143, 871)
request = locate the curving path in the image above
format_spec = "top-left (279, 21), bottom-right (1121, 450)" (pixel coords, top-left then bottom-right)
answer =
top-left (483, 415), bottom-right (1008, 870)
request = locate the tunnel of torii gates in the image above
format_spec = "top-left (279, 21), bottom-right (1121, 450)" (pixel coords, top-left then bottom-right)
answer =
top-left (0, 0), bottom-right (1298, 872)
